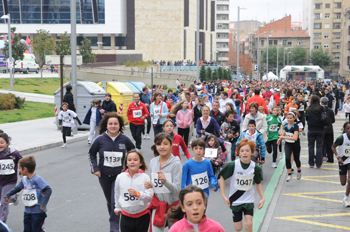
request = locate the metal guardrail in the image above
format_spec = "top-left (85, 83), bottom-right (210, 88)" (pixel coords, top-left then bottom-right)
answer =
top-left (160, 65), bottom-right (219, 72)
top-left (78, 67), bottom-right (197, 82)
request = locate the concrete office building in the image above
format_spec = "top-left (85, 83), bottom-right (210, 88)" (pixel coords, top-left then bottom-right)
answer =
top-left (0, 0), bottom-right (216, 62)
top-left (340, 0), bottom-right (350, 77)
top-left (216, 0), bottom-right (229, 64)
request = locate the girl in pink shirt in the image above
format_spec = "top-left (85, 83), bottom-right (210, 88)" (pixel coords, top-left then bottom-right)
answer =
top-left (167, 185), bottom-right (225, 232)
top-left (174, 101), bottom-right (193, 147)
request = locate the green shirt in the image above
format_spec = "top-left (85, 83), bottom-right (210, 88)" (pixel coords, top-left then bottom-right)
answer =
top-left (266, 115), bottom-right (282, 141)
top-left (218, 160), bottom-right (262, 212)
top-left (334, 134), bottom-right (350, 146)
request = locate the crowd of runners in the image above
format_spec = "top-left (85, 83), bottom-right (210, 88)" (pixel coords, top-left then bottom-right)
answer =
top-left (0, 77), bottom-right (350, 232)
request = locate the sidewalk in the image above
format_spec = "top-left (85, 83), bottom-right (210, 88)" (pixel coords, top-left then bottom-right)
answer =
top-left (261, 120), bottom-right (350, 231)
top-left (0, 90), bottom-right (54, 104)
top-left (0, 117), bottom-right (89, 155)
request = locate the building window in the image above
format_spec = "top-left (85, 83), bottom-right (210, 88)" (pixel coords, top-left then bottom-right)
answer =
top-left (314, 23), bottom-right (322, 29)
top-left (269, 40), bottom-right (273, 45)
top-left (336, 44), bottom-right (340, 49)
top-left (336, 13), bottom-right (341, 19)
top-left (335, 3), bottom-right (341, 9)
top-left (325, 14), bottom-right (330, 19)
top-left (274, 40), bottom-right (277, 45)
top-left (324, 34), bottom-right (329, 39)
top-left (261, 40), bottom-right (264, 46)
top-left (314, 44), bottom-right (320, 49)
top-left (283, 40), bottom-right (287, 45)
top-left (324, 24), bottom-right (330, 29)
top-left (336, 33), bottom-right (341, 39)
top-left (324, 44), bottom-right (329, 48)
top-left (325, 3), bottom-right (330, 8)
top-left (21, 0), bottom-right (41, 24)
top-left (335, 53), bottom-right (340, 59)
top-left (302, 40), bottom-right (306, 46)
top-left (314, 33), bottom-right (321, 39)
top-left (314, 13), bottom-right (321, 19)
top-left (287, 41), bottom-right (292, 45)
top-left (315, 3), bottom-right (321, 9)
top-left (333, 23), bottom-right (341, 29)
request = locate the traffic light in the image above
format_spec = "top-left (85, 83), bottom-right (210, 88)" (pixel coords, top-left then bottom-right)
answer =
top-left (254, 65), bottom-right (259, 71)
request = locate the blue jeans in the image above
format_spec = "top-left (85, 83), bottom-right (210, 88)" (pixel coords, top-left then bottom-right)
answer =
top-left (338, 99), bottom-right (343, 110)
top-left (231, 142), bottom-right (237, 162)
top-left (23, 212), bottom-right (47, 232)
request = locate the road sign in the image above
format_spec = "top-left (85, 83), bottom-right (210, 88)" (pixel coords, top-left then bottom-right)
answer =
top-left (45, 55), bottom-right (83, 65)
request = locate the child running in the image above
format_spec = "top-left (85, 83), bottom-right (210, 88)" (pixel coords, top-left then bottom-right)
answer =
top-left (83, 99), bottom-right (103, 145)
top-left (145, 133), bottom-right (182, 231)
top-left (114, 150), bottom-right (153, 232)
top-left (277, 112), bottom-right (302, 182)
top-left (167, 185), bottom-right (225, 232)
top-left (181, 138), bottom-right (218, 197)
top-left (58, 102), bottom-right (82, 148)
top-left (205, 135), bottom-right (224, 174)
top-left (218, 139), bottom-right (264, 232)
top-left (221, 110), bottom-right (240, 161)
top-left (331, 122), bottom-right (350, 207)
top-left (266, 106), bottom-right (282, 168)
top-left (0, 130), bottom-right (22, 223)
top-left (162, 119), bottom-right (191, 160)
top-left (5, 156), bottom-right (52, 231)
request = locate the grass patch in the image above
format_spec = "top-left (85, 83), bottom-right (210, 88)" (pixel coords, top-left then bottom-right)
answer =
top-left (0, 78), bottom-right (71, 95)
top-left (0, 101), bottom-right (54, 124)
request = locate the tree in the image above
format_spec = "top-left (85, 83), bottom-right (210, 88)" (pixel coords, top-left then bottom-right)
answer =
top-left (291, 46), bottom-right (307, 65)
top-left (2, 27), bottom-right (26, 82)
top-left (199, 65), bottom-right (206, 82)
top-left (205, 67), bottom-right (212, 80)
top-left (310, 49), bottom-right (332, 68)
top-left (212, 70), bottom-right (218, 80)
top-left (240, 54), bottom-right (253, 74)
top-left (55, 31), bottom-right (71, 55)
top-left (261, 46), bottom-right (285, 71)
top-left (218, 67), bottom-right (223, 80)
top-left (32, 29), bottom-right (55, 83)
top-left (79, 37), bottom-right (97, 64)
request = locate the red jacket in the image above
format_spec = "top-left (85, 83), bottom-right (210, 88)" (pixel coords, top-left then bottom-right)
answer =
top-left (247, 95), bottom-right (268, 114)
top-left (127, 101), bottom-right (149, 125)
top-left (172, 133), bottom-right (191, 160)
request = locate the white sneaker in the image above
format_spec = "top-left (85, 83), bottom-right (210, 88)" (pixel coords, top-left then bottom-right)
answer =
top-left (146, 134), bottom-right (150, 140)
top-left (61, 143), bottom-right (67, 148)
top-left (142, 134), bottom-right (146, 139)
top-left (286, 175), bottom-right (292, 182)
top-left (297, 172), bottom-right (301, 180)
top-left (88, 140), bottom-right (91, 145)
top-left (272, 162), bottom-right (277, 168)
top-left (343, 199), bottom-right (350, 207)
top-left (279, 152), bottom-right (283, 160)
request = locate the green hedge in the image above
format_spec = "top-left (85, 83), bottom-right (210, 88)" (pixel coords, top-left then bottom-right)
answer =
top-left (0, 93), bottom-right (25, 110)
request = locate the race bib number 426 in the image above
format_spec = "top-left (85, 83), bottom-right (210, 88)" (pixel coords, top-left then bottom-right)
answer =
top-left (151, 173), bottom-right (172, 193)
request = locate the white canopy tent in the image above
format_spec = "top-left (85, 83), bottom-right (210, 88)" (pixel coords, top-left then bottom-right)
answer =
top-left (279, 65), bottom-right (324, 81)
top-left (262, 72), bottom-right (278, 81)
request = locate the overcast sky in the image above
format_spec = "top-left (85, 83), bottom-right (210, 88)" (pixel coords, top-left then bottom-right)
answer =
top-left (229, 0), bottom-right (304, 23)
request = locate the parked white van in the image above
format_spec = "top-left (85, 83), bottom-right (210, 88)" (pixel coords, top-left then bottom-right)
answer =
top-left (7, 53), bottom-right (39, 74)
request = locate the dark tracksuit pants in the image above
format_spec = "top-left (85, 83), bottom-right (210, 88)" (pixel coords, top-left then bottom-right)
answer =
top-left (178, 127), bottom-right (190, 147)
top-left (308, 131), bottom-right (324, 167)
top-left (130, 122), bottom-right (144, 149)
top-left (120, 213), bottom-right (150, 232)
top-left (266, 139), bottom-right (278, 162)
top-left (323, 133), bottom-right (334, 163)
top-left (62, 126), bottom-right (71, 143)
top-left (98, 175), bottom-right (120, 232)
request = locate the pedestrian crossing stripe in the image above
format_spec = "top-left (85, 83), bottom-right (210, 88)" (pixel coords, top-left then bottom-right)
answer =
top-left (292, 173), bottom-right (339, 183)
top-left (301, 164), bottom-right (338, 171)
top-left (284, 190), bottom-right (343, 203)
top-left (275, 212), bottom-right (350, 230)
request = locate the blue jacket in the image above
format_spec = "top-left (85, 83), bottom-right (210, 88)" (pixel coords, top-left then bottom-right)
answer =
top-left (150, 101), bottom-right (169, 125)
top-left (200, 93), bottom-right (213, 103)
top-left (196, 117), bottom-right (221, 137)
top-left (83, 106), bottom-right (102, 126)
top-left (236, 130), bottom-right (266, 158)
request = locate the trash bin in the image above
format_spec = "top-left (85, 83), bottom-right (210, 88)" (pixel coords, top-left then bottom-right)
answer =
top-left (121, 81), bottom-right (141, 94)
top-left (129, 81), bottom-right (152, 99)
top-left (98, 81), bottom-right (133, 124)
top-left (54, 81), bottom-right (106, 130)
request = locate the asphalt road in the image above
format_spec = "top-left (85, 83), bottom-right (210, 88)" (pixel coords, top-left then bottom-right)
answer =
top-left (6, 129), bottom-right (278, 232)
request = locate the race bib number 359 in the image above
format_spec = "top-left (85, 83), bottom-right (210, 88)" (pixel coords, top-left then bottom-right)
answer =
top-left (151, 173), bottom-right (172, 193)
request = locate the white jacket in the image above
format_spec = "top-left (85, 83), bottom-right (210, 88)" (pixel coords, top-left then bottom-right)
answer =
top-left (241, 112), bottom-right (268, 142)
top-left (114, 170), bottom-right (153, 215)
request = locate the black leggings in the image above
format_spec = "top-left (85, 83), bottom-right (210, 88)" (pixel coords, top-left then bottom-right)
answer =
top-left (120, 213), bottom-right (150, 232)
top-left (178, 127), bottom-right (190, 146)
top-left (62, 126), bottom-right (71, 143)
top-left (285, 142), bottom-right (301, 169)
top-left (266, 140), bottom-right (278, 162)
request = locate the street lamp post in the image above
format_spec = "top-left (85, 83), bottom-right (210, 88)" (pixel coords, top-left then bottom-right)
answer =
top-left (287, 51), bottom-right (291, 65)
top-left (1, 14), bottom-right (13, 91)
top-left (196, 0), bottom-right (200, 82)
top-left (257, 25), bottom-right (260, 81)
top-left (237, 6), bottom-right (246, 81)
top-left (284, 48), bottom-right (286, 67)
top-left (276, 42), bottom-right (281, 76)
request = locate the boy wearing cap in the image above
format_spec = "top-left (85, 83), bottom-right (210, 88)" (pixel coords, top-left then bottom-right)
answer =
top-left (273, 89), bottom-right (281, 106)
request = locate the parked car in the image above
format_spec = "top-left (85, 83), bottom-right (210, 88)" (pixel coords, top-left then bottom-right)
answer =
top-left (6, 53), bottom-right (39, 74)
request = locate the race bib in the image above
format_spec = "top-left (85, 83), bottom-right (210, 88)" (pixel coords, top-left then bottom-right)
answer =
top-left (221, 104), bottom-right (226, 109)
top-left (343, 145), bottom-right (350, 156)
top-left (269, 124), bottom-right (278, 132)
top-left (191, 172), bottom-right (209, 189)
top-left (63, 115), bottom-right (70, 122)
top-left (204, 148), bottom-right (218, 158)
top-left (151, 173), bottom-right (172, 194)
top-left (0, 159), bottom-right (15, 175)
top-left (240, 92), bottom-right (244, 96)
top-left (133, 110), bottom-right (142, 118)
top-left (234, 173), bottom-right (254, 191)
top-left (153, 118), bottom-right (159, 125)
top-left (289, 107), bottom-right (297, 112)
top-left (299, 105), bottom-right (305, 111)
top-left (103, 152), bottom-right (123, 167)
top-left (120, 188), bottom-right (144, 207)
top-left (22, 189), bottom-right (38, 207)
top-left (285, 132), bottom-right (295, 143)
top-left (154, 109), bottom-right (161, 115)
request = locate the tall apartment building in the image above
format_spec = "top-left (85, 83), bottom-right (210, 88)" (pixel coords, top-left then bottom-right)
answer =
top-left (216, 0), bottom-right (229, 64)
top-left (340, 0), bottom-right (350, 77)
top-left (0, 0), bottom-right (217, 62)
top-left (304, 0), bottom-right (342, 78)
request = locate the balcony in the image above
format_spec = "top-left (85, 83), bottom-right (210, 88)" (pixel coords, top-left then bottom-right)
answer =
top-left (218, 57), bottom-right (229, 61)
top-left (217, 10), bottom-right (229, 14)
top-left (216, 28), bottom-right (229, 33)
top-left (216, 0), bottom-right (229, 6)
top-left (216, 38), bottom-right (229, 43)
top-left (332, 37), bottom-right (341, 42)
top-left (216, 47), bottom-right (229, 52)
top-left (332, 47), bottom-right (341, 52)
top-left (333, 7), bottom-right (342, 13)
top-left (216, 19), bottom-right (229, 24)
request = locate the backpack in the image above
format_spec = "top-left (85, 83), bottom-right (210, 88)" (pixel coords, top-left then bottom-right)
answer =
top-left (321, 106), bottom-right (331, 126)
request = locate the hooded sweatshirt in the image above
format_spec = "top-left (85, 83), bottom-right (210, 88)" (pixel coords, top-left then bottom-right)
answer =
top-left (0, 147), bottom-right (22, 186)
top-left (148, 154), bottom-right (182, 205)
